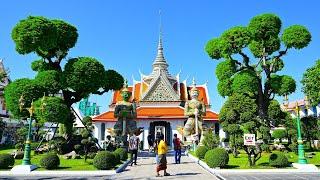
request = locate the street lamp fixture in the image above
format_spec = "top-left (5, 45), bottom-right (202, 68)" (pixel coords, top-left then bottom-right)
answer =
top-left (18, 94), bottom-right (46, 167)
top-left (282, 95), bottom-right (308, 164)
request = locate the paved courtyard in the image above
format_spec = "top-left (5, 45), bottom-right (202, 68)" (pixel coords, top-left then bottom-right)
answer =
top-left (114, 151), bottom-right (218, 180)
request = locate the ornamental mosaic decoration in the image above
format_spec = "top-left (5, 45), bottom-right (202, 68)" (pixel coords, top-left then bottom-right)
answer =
top-left (143, 77), bottom-right (179, 101)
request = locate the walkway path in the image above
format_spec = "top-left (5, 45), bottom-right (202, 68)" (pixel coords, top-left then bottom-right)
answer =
top-left (114, 151), bottom-right (218, 180)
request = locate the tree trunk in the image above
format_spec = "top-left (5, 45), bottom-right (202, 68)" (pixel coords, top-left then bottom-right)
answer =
top-left (257, 79), bottom-right (269, 127)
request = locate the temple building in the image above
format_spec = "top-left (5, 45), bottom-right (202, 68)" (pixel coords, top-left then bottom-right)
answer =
top-left (92, 33), bottom-right (223, 149)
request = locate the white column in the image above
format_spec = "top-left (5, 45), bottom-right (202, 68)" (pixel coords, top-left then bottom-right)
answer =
top-left (143, 129), bottom-right (149, 150)
top-left (219, 123), bottom-right (226, 140)
top-left (93, 122), bottom-right (101, 145)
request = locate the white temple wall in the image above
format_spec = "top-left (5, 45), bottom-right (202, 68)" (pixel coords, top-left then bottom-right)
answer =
top-left (93, 122), bottom-right (116, 146)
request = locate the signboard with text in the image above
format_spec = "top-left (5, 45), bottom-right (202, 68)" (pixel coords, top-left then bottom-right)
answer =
top-left (244, 134), bottom-right (255, 146)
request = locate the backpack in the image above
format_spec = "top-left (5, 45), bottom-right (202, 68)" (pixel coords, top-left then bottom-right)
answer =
top-left (173, 138), bottom-right (181, 150)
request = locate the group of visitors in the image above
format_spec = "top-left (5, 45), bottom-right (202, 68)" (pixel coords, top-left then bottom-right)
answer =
top-left (147, 133), bottom-right (183, 177)
top-left (127, 132), bottom-right (183, 177)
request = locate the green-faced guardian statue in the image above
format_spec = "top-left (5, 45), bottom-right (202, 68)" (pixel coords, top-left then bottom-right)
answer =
top-left (114, 80), bottom-right (137, 148)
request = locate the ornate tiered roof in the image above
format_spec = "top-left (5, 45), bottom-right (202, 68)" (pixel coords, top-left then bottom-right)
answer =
top-left (92, 27), bottom-right (218, 122)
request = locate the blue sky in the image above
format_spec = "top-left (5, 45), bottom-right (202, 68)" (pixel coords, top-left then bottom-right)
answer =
top-left (0, 0), bottom-right (319, 113)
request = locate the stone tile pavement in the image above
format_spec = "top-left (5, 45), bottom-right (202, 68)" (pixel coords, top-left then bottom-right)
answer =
top-left (114, 151), bottom-right (218, 180)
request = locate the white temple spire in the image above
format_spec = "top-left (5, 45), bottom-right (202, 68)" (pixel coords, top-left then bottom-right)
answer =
top-left (152, 10), bottom-right (169, 70)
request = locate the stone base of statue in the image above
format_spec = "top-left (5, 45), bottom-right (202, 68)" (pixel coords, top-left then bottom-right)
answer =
top-left (11, 165), bottom-right (37, 173)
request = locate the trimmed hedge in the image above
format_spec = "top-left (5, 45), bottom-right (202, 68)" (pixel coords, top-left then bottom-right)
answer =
top-left (113, 152), bottom-right (121, 164)
top-left (196, 146), bottom-right (208, 159)
top-left (114, 148), bottom-right (127, 161)
top-left (269, 152), bottom-right (289, 167)
top-left (204, 148), bottom-right (229, 168)
top-left (87, 152), bottom-right (96, 159)
top-left (93, 151), bottom-right (116, 170)
top-left (40, 153), bottom-right (60, 170)
top-left (0, 154), bottom-right (14, 169)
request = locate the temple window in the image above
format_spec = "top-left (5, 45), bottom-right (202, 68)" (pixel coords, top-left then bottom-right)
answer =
top-left (101, 123), bottom-right (105, 140)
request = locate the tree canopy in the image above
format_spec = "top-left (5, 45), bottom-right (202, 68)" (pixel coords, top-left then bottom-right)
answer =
top-left (5, 16), bottom-right (124, 136)
top-left (206, 13), bottom-right (311, 126)
top-left (301, 60), bottom-right (320, 106)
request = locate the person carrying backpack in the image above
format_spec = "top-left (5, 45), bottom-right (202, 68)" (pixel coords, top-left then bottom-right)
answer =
top-left (173, 133), bottom-right (183, 164)
top-left (129, 131), bottom-right (140, 166)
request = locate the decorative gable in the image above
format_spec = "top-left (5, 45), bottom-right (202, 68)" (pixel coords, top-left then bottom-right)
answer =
top-left (142, 74), bottom-right (180, 102)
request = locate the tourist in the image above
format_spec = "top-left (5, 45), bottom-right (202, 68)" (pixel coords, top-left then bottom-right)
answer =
top-left (156, 134), bottom-right (170, 177)
top-left (128, 131), bottom-right (140, 166)
top-left (173, 133), bottom-right (183, 164)
top-left (153, 137), bottom-right (160, 164)
top-left (103, 135), bottom-right (115, 151)
top-left (147, 132), bottom-right (154, 152)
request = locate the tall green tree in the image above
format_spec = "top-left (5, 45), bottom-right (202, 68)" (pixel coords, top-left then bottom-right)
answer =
top-left (272, 129), bottom-right (287, 144)
top-left (300, 116), bottom-right (320, 149)
top-left (302, 60), bottom-right (320, 106)
top-left (219, 93), bottom-right (258, 157)
top-left (5, 16), bottom-right (124, 138)
top-left (206, 14), bottom-right (311, 127)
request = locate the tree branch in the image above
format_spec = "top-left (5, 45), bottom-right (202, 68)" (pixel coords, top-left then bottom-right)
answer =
top-left (269, 48), bottom-right (288, 72)
top-left (228, 55), bottom-right (242, 66)
top-left (93, 89), bottom-right (110, 95)
top-left (273, 48), bottom-right (288, 60)
top-left (239, 51), bottom-right (250, 67)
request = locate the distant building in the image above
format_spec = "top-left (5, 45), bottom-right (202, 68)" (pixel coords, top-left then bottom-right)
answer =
top-left (281, 98), bottom-right (320, 118)
top-left (79, 97), bottom-right (100, 117)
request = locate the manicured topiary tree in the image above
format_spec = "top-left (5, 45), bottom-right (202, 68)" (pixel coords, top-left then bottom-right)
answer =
top-left (5, 16), bottom-right (124, 139)
top-left (114, 148), bottom-right (128, 161)
top-left (73, 116), bottom-right (97, 162)
top-left (269, 152), bottom-right (289, 167)
top-left (93, 151), bottom-right (116, 170)
top-left (202, 130), bottom-right (219, 150)
top-left (0, 154), bottom-right (14, 169)
top-left (40, 153), bottom-right (60, 169)
top-left (195, 146), bottom-right (208, 159)
top-left (206, 13), bottom-right (311, 166)
top-left (204, 148), bottom-right (229, 168)
top-left (113, 152), bottom-right (121, 164)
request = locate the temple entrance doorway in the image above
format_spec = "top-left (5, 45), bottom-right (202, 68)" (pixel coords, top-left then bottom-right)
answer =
top-left (149, 121), bottom-right (171, 146)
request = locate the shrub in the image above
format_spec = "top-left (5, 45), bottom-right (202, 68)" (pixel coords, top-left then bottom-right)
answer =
top-left (0, 154), bottom-right (14, 169)
top-left (31, 142), bottom-right (40, 150)
top-left (304, 141), bottom-right (312, 151)
top-left (15, 143), bottom-right (24, 151)
top-left (261, 144), bottom-right (271, 153)
top-left (269, 152), bottom-right (289, 168)
top-left (195, 146), bottom-right (208, 159)
top-left (113, 152), bottom-right (121, 164)
top-left (288, 143), bottom-right (297, 154)
top-left (40, 153), bottom-right (60, 170)
top-left (272, 129), bottom-right (287, 144)
top-left (93, 151), bottom-right (116, 170)
top-left (202, 130), bottom-right (219, 150)
top-left (87, 152), bottom-right (96, 159)
top-left (204, 148), bottom-right (229, 168)
top-left (114, 148), bottom-right (127, 161)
